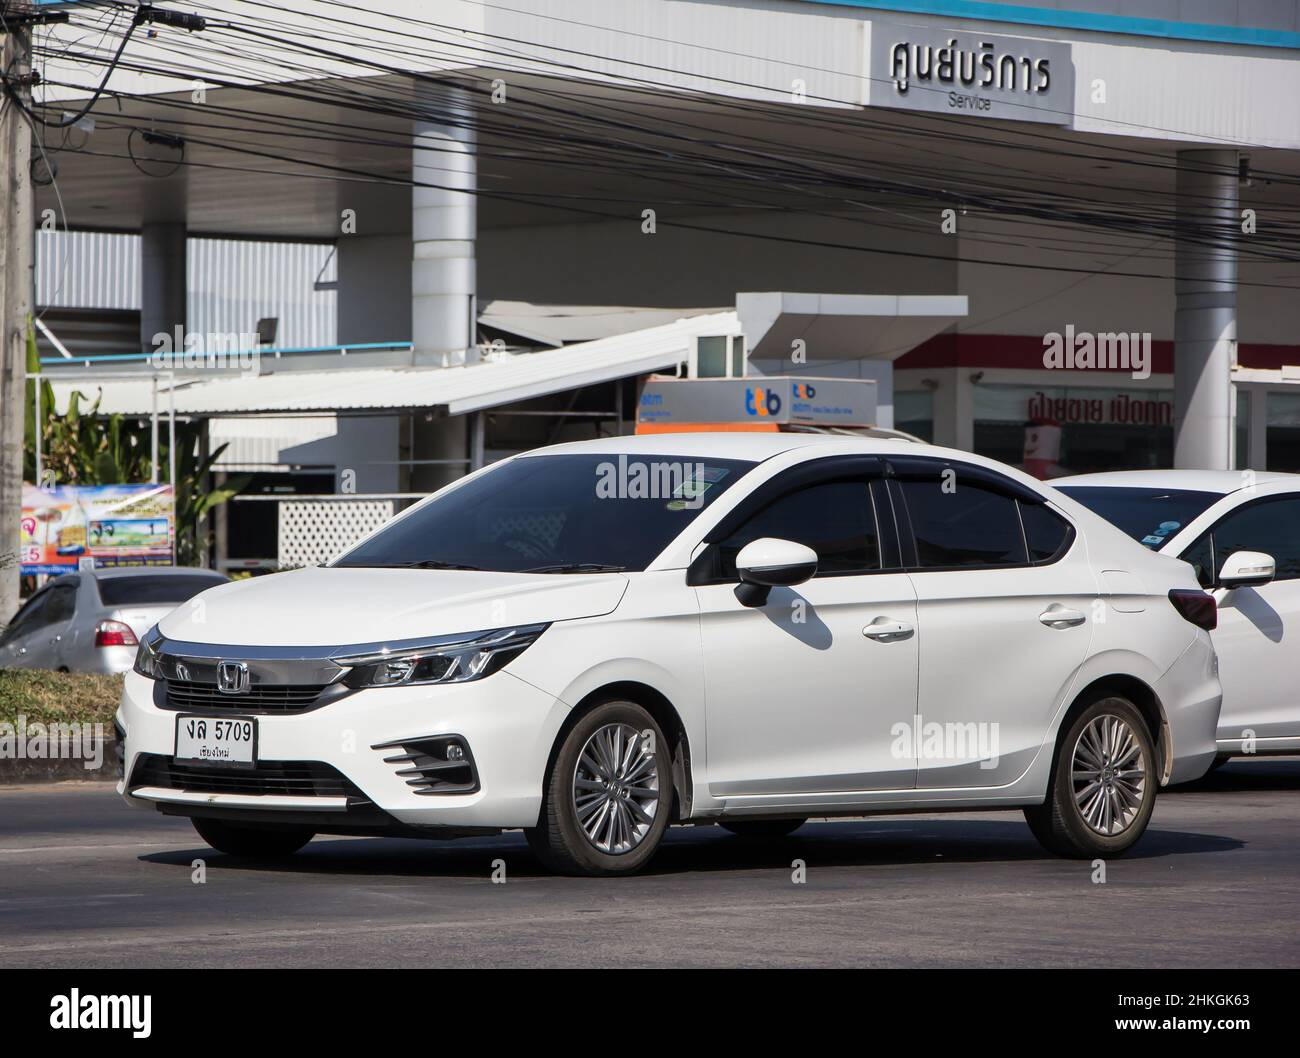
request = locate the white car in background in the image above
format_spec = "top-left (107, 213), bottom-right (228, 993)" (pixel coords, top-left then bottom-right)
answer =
top-left (118, 435), bottom-right (1221, 875)
top-left (1055, 470), bottom-right (1300, 763)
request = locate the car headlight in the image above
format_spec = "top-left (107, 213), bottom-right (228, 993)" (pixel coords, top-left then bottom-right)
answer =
top-left (134, 625), bottom-right (164, 679)
top-left (336, 624), bottom-right (548, 688)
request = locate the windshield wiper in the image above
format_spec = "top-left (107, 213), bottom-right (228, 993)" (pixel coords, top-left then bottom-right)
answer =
top-left (396, 560), bottom-right (485, 571)
top-left (522, 562), bottom-right (627, 574)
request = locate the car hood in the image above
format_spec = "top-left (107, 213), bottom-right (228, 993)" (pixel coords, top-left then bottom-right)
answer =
top-left (157, 566), bottom-right (629, 647)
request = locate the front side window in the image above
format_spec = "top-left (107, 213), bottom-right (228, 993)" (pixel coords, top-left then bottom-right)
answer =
top-left (900, 480), bottom-right (1025, 568)
top-left (1194, 496), bottom-right (1300, 583)
top-left (1, 592), bottom-right (50, 643)
top-left (335, 453), bottom-right (754, 573)
top-left (713, 479), bottom-right (880, 580)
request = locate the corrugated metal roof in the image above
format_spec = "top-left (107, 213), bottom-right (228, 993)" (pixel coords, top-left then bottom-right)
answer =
top-left (49, 312), bottom-right (738, 417)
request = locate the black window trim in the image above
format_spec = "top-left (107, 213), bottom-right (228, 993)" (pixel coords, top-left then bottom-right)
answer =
top-left (686, 454), bottom-right (901, 585)
top-left (886, 456), bottom-right (1076, 574)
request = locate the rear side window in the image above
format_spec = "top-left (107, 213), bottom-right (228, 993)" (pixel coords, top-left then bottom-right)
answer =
top-left (1201, 496), bottom-right (1300, 583)
top-left (98, 575), bottom-right (225, 606)
top-left (1019, 501), bottom-right (1073, 564)
top-left (714, 479), bottom-right (880, 579)
top-left (899, 480), bottom-right (1026, 568)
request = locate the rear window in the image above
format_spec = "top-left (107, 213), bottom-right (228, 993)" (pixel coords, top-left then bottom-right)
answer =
top-left (1056, 486), bottom-right (1219, 549)
top-left (97, 575), bottom-right (225, 606)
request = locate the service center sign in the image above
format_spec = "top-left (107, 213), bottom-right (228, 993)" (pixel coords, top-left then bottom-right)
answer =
top-left (866, 21), bottom-right (1074, 125)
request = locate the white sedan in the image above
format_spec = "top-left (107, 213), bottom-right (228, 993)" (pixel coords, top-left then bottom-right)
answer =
top-left (1055, 470), bottom-right (1300, 763)
top-left (117, 434), bottom-right (1221, 875)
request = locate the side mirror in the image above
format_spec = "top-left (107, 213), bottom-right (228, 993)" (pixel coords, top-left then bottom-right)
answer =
top-left (1218, 550), bottom-right (1275, 590)
top-left (734, 537), bottom-right (818, 607)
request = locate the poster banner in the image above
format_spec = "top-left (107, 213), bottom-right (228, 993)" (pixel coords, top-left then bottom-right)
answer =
top-left (20, 484), bottom-right (175, 575)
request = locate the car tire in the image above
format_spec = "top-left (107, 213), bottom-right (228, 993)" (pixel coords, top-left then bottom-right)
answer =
top-left (718, 819), bottom-right (806, 839)
top-left (526, 699), bottom-right (673, 876)
top-left (192, 818), bottom-right (314, 858)
top-left (1024, 696), bottom-right (1157, 858)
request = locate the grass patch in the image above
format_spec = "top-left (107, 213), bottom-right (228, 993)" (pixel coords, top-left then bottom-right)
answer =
top-left (0, 669), bottom-right (123, 727)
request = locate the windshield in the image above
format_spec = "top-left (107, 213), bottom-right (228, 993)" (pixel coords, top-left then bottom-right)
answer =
top-left (1055, 486), bottom-right (1220, 549)
top-left (334, 453), bottom-right (755, 573)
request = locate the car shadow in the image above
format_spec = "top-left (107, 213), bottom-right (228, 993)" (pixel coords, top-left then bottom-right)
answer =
top-left (1220, 586), bottom-right (1284, 643)
top-left (139, 814), bottom-right (1241, 881)
top-left (1169, 755), bottom-right (1300, 793)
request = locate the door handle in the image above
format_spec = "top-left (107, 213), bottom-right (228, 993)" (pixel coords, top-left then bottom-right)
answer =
top-left (863, 618), bottom-right (914, 641)
top-left (1039, 605), bottom-right (1086, 628)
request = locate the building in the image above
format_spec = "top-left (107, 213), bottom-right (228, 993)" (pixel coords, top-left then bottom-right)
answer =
top-left (30, 0), bottom-right (1300, 562)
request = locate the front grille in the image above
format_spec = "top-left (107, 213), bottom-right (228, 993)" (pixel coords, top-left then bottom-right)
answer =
top-left (131, 753), bottom-right (367, 801)
top-left (164, 679), bottom-right (326, 713)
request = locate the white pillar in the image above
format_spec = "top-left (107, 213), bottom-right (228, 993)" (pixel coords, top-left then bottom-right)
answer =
top-left (1174, 150), bottom-right (1238, 470)
top-left (412, 89), bottom-right (477, 368)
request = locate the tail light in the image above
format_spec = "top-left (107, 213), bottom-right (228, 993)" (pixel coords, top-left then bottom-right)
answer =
top-left (1168, 589), bottom-right (1217, 631)
top-left (95, 620), bottom-right (139, 648)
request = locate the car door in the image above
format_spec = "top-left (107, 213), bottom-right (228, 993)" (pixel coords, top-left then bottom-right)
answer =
top-left (1176, 493), bottom-right (1300, 746)
top-left (692, 457), bottom-right (919, 800)
top-left (891, 457), bottom-right (1096, 789)
top-left (39, 579), bottom-right (81, 669)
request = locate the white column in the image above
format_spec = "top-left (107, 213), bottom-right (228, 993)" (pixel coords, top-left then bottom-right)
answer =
top-left (412, 89), bottom-right (477, 368)
top-left (1174, 150), bottom-right (1239, 470)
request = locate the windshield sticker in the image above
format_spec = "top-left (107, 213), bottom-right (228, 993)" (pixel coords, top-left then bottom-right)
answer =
top-left (670, 466), bottom-right (731, 502)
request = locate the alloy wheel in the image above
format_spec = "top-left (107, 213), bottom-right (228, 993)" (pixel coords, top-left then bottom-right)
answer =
top-left (571, 722), bottom-right (660, 855)
top-left (1070, 713), bottom-right (1147, 836)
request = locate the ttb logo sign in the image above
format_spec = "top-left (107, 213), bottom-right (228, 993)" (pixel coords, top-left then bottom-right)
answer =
top-left (745, 386), bottom-right (782, 417)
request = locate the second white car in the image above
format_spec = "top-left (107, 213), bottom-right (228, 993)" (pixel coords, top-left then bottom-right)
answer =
top-left (1056, 469), bottom-right (1300, 762)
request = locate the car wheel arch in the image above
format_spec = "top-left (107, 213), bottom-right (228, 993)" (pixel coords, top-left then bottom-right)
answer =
top-left (1057, 674), bottom-right (1171, 786)
top-left (542, 681), bottom-right (694, 824)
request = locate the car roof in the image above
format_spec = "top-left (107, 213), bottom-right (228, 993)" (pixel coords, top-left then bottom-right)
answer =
top-left (1052, 469), bottom-right (1300, 496)
top-left (519, 431), bottom-right (942, 462)
top-left (90, 566), bottom-right (228, 580)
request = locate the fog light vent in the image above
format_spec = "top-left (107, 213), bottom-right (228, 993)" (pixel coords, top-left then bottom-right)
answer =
top-left (372, 735), bottom-right (479, 795)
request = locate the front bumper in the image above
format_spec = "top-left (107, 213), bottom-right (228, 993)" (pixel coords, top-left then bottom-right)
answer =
top-left (116, 668), bottom-right (569, 830)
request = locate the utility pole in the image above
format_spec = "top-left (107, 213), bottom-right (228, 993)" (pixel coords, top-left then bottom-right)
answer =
top-left (0, 4), bottom-right (35, 627)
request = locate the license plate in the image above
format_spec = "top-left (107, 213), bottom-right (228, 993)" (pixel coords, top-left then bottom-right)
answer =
top-left (175, 715), bottom-right (258, 768)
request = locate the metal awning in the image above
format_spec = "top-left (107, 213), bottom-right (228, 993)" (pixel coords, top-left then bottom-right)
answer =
top-left (738, 292), bottom-right (968, 361)
top-left (49, 312), bottom-right (739, 417)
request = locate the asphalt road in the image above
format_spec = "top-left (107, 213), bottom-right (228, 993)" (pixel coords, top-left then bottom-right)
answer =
top-left (1, 758), bottom-right (1297, 968)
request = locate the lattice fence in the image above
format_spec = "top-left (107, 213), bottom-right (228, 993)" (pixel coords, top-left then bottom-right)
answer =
top-left (278, 499), bottom-right (396, 569)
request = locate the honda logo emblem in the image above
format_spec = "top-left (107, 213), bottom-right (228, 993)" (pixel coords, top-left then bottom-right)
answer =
top-left (216, 660), bottom-right (249, 695)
